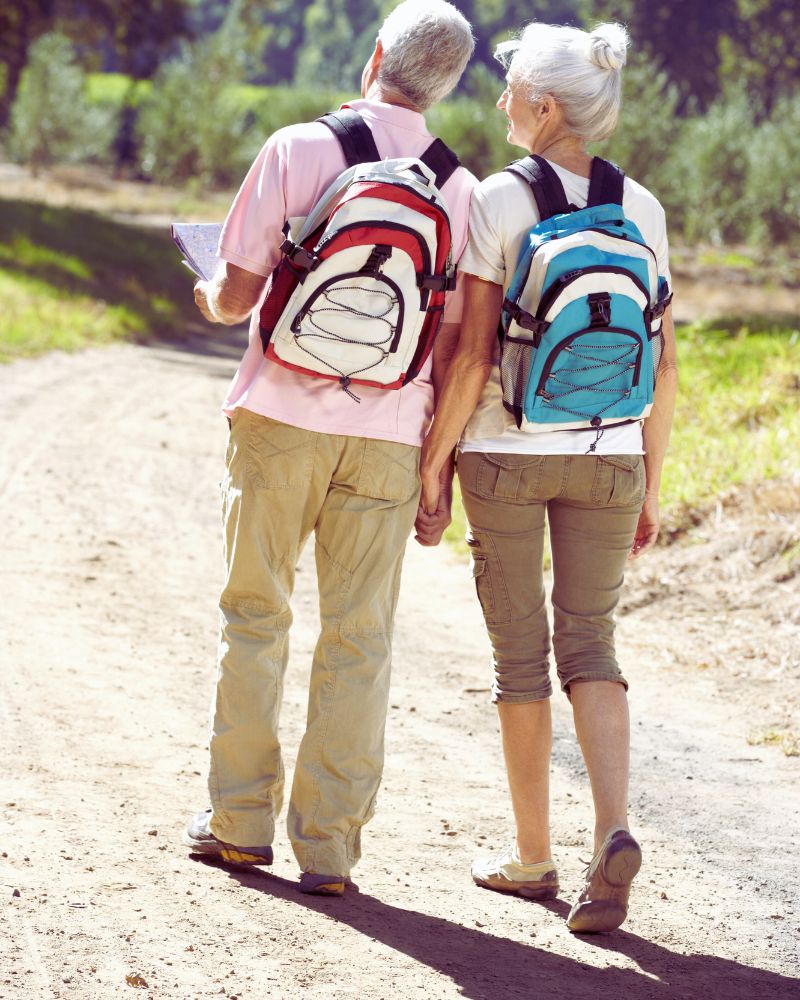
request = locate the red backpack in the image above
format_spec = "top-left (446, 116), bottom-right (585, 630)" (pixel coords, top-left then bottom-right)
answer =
top-left (258, 109), bottom-right (459, 399)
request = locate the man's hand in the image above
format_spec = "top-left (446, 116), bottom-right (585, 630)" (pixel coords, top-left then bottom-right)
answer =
top-left (414, 481), bottom-right (452, 546)
top-left (629, 492), bottom-right (660, 559)
top-left (415, 454), bottom-right (454, 547)
top-left (193, 263), bottom-right (267, 326)
top-left (193, 280), bottom-right (218, 323)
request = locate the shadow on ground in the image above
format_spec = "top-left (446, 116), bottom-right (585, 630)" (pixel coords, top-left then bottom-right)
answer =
top-left (194, 859), bottom-right (795, 1000)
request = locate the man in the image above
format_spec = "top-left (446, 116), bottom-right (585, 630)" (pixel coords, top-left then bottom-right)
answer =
top-left (184, 0), bottom-right (476, 896)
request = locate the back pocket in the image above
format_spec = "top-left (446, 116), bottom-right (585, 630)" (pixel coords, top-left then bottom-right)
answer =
top-left (356, 440), bottom-right (420, 502)
top-left (244, 413), bottom-right (316, 490)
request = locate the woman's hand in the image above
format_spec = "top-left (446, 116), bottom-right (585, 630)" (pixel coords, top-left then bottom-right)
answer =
top-left (415, 453), bottom-right (454, 546)
top-left (629, 491), bottom-right (660, 559)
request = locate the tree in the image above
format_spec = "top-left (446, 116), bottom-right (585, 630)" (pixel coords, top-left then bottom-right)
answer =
top-left (294, 0), bottom-right (382, 90)
top-left (582, 0), bottom-right (738, 110)
top-left (0, 1), bottom-right (56, 126)
top-left (135, 3), bottom-right (258, 186)
top-left (727, 0), bottom-right (800, 116)
top-left (7, 31), bottom-right (117, 174)
top-left (0, 1), bottom-right (192, 125)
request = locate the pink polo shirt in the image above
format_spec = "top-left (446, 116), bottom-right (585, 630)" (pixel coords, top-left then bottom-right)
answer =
top-left (218, 99), bottom-right (477, 446)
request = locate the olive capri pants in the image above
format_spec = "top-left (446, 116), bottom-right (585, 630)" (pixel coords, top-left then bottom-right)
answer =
top-left (457, 451), bottom-right (646, 702)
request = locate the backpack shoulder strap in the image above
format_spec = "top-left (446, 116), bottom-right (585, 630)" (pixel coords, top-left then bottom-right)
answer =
top-left (587, 157), bottom-right (625, 207)
top-left (505, 154), bottom-right (570, 221)
top-left (420, 138), bottom-right (460, 189)
top-left (317, 109), bottom-right (381, 167)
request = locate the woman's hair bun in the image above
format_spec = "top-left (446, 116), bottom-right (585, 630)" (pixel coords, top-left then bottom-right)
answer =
top-left (587, 22), bottom-right (629, 71)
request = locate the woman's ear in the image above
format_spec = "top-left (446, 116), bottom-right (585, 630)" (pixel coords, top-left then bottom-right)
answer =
top-left (538, 94), bottom-right (557, 122)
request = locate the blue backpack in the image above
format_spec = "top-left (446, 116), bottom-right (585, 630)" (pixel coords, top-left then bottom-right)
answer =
top-left (500, 155), bottom-right (672, 447)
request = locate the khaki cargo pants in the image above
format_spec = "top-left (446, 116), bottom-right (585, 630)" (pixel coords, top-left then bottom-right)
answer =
top-left (207, 409), bottom-right (420, 876)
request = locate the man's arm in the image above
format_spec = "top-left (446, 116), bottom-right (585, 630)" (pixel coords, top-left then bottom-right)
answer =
top-left (194, 261), bottom-right (267, 326)
top-left (630, 305), bottom-right (679, 558)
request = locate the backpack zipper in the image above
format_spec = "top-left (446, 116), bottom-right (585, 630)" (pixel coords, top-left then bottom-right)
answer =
top-left (535, 264), bottom-right (651, 321)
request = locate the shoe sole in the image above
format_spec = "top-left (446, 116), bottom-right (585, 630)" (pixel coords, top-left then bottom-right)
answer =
top-left (298, 874), bottom-right (346, 897)
top-left (567, 834), bottom-right (642, 934)
top-left (473, 875), bottom-right (559, 901)
top-left (183, 834), bottom-right (273, 868)
top-left (601, 836), bottom-right (642, 887)
top-left (567, 900), bottom-right (628, 933)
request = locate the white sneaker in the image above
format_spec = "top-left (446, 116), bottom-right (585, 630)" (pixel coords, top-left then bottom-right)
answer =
top-left (471, 845), bottom-right (559, 899)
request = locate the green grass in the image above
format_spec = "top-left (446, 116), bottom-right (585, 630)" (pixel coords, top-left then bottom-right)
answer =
top-left (662, 321), bottom-right (800, 514)
top-left (0, 199), bottom-right (194, 360)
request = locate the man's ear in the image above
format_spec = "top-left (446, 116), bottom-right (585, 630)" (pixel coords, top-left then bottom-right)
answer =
top-left (362, 38), bottom-right (383, 95)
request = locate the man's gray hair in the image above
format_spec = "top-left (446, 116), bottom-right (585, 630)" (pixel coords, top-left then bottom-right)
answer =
top-left (378, 1), bottom-right (475, 112)
top-left (496, 22), bottom-right (629, 143)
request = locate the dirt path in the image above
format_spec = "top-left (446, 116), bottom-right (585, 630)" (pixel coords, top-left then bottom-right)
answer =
top-left (1, 332), bottom-right (798, 1000)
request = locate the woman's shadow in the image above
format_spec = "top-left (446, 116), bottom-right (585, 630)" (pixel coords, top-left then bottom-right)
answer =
top-left (199, 860), bottom-right (795, 1000)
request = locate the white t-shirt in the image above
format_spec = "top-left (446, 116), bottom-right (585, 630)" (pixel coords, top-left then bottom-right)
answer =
top-left (458, 160), bottom-right (670, 455)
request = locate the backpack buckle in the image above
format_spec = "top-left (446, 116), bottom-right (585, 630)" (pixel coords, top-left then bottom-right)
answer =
top-left (281, 239), bottom-right (320, 272)
top-left (587, 292), bottom-right (612, 327)
top-left (418, 272), bottom-right (457, 292)
top-left (361, 245), bottom-right (393, 274)
top-left (503, 298), bottom-right (550, 346)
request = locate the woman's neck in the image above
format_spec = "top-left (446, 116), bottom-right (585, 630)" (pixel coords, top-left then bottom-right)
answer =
top-left (532, 134), bottom-right (592, 178)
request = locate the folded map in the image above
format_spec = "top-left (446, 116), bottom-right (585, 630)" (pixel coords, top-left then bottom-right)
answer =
top-left (170, 223), bottom-right (223, 281)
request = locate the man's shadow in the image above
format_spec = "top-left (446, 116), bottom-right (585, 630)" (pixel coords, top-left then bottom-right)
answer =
top-left (196, 860), bottom-right (795, 1000)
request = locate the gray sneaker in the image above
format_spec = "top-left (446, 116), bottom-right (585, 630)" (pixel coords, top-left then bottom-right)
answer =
top-left (183, 809), bottom-right (273, 867)
top-left (567, 828), bottom-right (642, 933)
top-left (471, 845), bottom-right (559, 900)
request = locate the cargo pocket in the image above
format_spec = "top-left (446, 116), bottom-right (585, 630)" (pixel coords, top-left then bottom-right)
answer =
top-left (356, 440), bottom-right (420, 502)
top-left (476, 453), bottom-right (547, 502)
top-left (590, 455), bottom-right (645, 507)
top-left (470, 553), bottom-right (495, 619)
top-left (244, 413), bottom-right (316, 489)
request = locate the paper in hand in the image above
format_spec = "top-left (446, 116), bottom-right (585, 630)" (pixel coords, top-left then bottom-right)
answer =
top-left (170, 223), bottom-right (224, 281)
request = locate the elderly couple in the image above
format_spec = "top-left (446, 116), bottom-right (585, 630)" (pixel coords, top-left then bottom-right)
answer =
top-left (187, 0), bottom-right (677, 935)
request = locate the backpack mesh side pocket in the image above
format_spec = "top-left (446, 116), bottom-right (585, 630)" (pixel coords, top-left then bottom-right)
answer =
top-left (651, 327), bottom-right (665, 388)
top-left (500, 340), bottom-right (532, 427)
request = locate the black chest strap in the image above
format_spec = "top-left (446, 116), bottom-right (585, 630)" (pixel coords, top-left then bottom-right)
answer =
top-left (317, 108), bottom-right (460, 189)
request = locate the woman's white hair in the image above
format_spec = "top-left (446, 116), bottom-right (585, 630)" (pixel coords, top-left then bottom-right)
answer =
top-left (496, 22), bottom-right (629, 143)
top-left (377, 0), bottom-right (475, 112)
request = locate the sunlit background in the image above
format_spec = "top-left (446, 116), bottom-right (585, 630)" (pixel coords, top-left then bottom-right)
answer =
top-left (0, 0), bottom-right (798, 518)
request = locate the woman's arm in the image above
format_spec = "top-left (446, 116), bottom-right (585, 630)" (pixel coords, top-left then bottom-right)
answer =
top-left (630, 305), bottom-right (678, 558)
top-left (419, 274), bottom-right (504, 515)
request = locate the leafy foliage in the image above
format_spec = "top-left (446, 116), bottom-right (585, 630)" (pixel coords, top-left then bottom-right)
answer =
top-left (7, 32), bottom-right (118, 174)
top-left (135, 8), bottom-right (258, 187)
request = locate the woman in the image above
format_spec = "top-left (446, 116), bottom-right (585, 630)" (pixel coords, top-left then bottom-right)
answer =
top-left (416, 22), bottom-right (677, 933)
